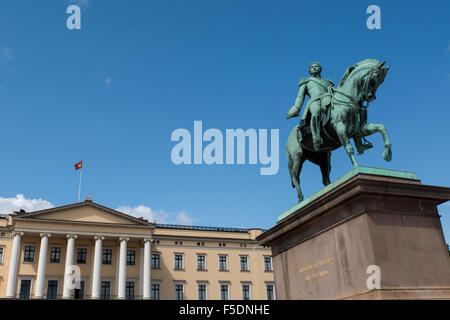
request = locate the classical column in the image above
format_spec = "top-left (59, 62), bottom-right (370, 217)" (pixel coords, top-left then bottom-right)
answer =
top-left (6, 231), bottom-right (24, 298)
top-left (62, 234), bottom-right (77, 299)
top-left (35, 233), bottom-right (51, 298)
top-left (117, 237), bottom-right (129, 299)
top-left (142, 238), bottom-right (152, 300)
top-left (91, 236), bottom-right (105, 299)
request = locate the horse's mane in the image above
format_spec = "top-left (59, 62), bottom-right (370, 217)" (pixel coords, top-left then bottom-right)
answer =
top-left (338, 59), bottom-right (380, 87)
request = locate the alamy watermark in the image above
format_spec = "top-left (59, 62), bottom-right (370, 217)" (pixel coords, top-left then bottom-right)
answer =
top-left (366, 5), bottom-right (381, 30)
top-left (66, 5), bottom-right (81, 30)
top-left (366, 264), bottom-right (381, 289)
top-left (65, 265), bottom-right (81, 290)
top-left (170, 121), bottom-right (279, 175)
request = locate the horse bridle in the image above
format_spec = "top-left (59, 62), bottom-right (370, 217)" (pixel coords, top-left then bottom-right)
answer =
top-left (332, 65), bottom-right (382, 109)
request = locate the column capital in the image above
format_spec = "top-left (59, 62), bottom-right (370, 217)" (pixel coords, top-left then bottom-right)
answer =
top-left (66, 234), bottom-right (78, 239)
top-left (12, 231), bottom-right (24, 237)
top-left (40, 233), bottom-right (51, 238)
top-left (142, 237), bottom-right (152, 244)
top-left (119, 237), bottom-right (129, 242)
top-left (94, 236), bottom-right (105, 241)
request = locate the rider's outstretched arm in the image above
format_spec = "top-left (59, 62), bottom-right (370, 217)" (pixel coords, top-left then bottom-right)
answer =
top-left (286, 84), bottom-right (306, 119)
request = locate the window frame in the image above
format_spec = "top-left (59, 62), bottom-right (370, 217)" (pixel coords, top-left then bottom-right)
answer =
top-left (102, 248), bottom-right (113, 265)
top-left (174, 253), bottom-right (184, 270)
top-left (264, 256), bottom-right (273, 272)
top-left (76, 247), bottom-right (88, 264)
top-left (151, 282), bottom-right (161, 300)
top-left (197, 254), bottom-right (207, 271)
top-left (174, 282), bottom-right (185, 300)
top-left (18, 277), bottom-right (33, 299)
top-left (100, 280), bottom-right (112, 300)
top-left (241, 283), bottom-right (251, 300)
top-left (240, 255), bottom-right (249, 271)
top-left (265, 282), bottom-right (276, 300)
top-left (151, 252), bottom-right (161, 269)
top-left (126, 249), bottom-right (136, 266)
top-left (49, 246), bottom-right (62, 264)
top-left (73, 278), bottom-right (86, 300)
top-left (125, 280), bottom-right (136, 300)
top-left (197, 282), bottom-right (208, 300)
top-left (219, 282), bottom-right (230, 300)
top-left (23, 245), bottom-right (36, 263)
top-left (46, 278), bottom-right (59, 299)
top-left (218, 254), bottom-right (228, 271)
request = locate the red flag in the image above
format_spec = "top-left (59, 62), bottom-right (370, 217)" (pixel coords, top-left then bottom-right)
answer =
top-left (74, 161), bottom-right (82, 170)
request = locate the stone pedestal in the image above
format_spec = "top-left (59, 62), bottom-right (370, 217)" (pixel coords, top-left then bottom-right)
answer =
top-left (257, 167), bottom-right (450, 299)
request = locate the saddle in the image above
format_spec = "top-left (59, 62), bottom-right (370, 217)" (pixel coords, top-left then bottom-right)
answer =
top-left (298, 91), bottom-right (333, 142)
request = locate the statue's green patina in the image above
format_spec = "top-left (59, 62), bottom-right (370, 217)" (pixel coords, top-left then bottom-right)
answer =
top-left (286, 59), bottom-right (391, 202)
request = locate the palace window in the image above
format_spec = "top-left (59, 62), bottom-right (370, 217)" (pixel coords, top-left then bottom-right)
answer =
top-left (218, 255), bottom-right (228, 271)
top-left (151, 253), bottom-right (160, 269)
top-left (47, 280), bottom-right (58, 299)
top-left (102, 249), bottom-right (112, 265)
top-left (264, 256), bottom-right (273, 271)
top-left (0, 247), bottom-right (4, 264)
top-left (23, 246), bottom-right (35, 263)
top-left (198, 283), bottom-right (207, 300)
top-left (73, 280), bottom-right (85, 299)
top-left (151, 284), bottom-right (160, 300)
top-left (242, 284), bottom-right (251, 300)
top-left (126, 249), bottom-right (136, 266)
top-left (266, 284), bottom-right (275, 300)
top-left (175, 284), bottom-right (184, 300)
top-left (126, 282), bottom-right (135, 300)
top-left (77, 248), bottom-right (87, 264)
top-left (50, 247), bottom-right (61, 263)
top-left (197, 254), bottom-right (206, 270)
top-left (101, 281), bottom-right (111, 300)
top-left (240, 255), bottom-right (249, 271)
top-left (220, 284), bottom-right (229, 300)
top-left (19, 279), bottom-right (32, 299)
top-left (174, 254), bottom-right (184, 270)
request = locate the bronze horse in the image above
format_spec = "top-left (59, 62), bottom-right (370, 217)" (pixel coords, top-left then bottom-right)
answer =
top-left (286, 59), bottom-right (391, 201)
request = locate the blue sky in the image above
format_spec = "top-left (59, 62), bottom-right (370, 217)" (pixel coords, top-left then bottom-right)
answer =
top-left (0, 1), bottom-right (449, 243)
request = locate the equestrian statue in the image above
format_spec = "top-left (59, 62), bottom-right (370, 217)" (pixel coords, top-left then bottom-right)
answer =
top-left (285, 59), bottom-right (391, 201)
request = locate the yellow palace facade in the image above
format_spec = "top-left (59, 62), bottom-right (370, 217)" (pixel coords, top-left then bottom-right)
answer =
top-left (0, 196), bottom-right (275, 300)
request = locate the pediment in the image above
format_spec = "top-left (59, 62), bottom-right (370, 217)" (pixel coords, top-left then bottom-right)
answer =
top-left (14, 201), bottom-right (151, 226)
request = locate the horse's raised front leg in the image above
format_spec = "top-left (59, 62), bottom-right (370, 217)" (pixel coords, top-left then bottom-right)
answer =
top-left (335, 122), bottom-right (358, 168)
top-left (361, 122), bottom-right (392, 162)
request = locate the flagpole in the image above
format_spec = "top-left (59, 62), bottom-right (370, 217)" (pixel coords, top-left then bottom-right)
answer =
top-left (78, 168), bottom-right (82, 202)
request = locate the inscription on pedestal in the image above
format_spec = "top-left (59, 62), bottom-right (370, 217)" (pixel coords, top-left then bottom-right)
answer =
top-left (298, 257), bottom-right (334, 282)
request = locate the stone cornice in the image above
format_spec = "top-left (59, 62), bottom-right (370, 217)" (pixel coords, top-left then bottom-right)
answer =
top-left (13, 216), bottom-right (154, 230)
top-left (13, 227), bottom-right (151, 239)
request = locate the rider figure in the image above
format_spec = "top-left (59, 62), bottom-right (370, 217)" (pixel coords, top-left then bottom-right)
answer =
top-left (286, 62), bottom-right (334, 151)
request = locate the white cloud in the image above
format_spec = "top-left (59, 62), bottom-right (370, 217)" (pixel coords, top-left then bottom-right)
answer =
top-left (0, 47), bottom-right (13, 64)
top-left (104, 77), bottom-right (111, 88)
top-left (174, 211), bottom-right (194, 225)
top-left (0, 194), bottom-right (54, 215)
top-left (116, 205), bottom-right (194, 225)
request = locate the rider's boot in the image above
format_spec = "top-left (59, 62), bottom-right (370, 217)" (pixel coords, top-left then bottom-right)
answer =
top-left (355, 137), bottom-right (373, 155)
